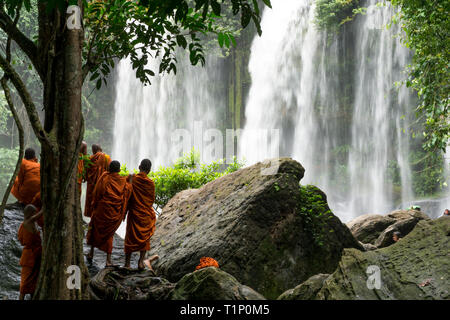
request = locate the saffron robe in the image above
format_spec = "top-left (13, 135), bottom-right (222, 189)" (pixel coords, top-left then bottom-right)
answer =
top-left (195, 257), bottom-right (219, 271)
top-left (11, 159), bottom-right (40, 204)
top-left (86, 172), bottom-right (132, 254)
top-left (18, 223), bottom-right (42, 295)
top-left (30, 192), bottom-right (44, 229)
top-left (124, 173), bottom-right (156, 254)
top-left (84, 152), bottom-right (111, 217)
top-left (77, 153), bottom-right (85, 196)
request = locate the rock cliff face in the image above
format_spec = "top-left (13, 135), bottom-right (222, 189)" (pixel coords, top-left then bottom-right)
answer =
top-left (150, 158), bottom-right (361, 298)
top-left (279, 216), bottom-right (450, 300)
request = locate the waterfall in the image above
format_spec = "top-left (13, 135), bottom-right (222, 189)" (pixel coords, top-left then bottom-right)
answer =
top-left (347, 2), bottom-right (413, 216)
top-left (112, 54), bottom-right (226, 170)
top-left (239, 0), bottom-right (415, 221)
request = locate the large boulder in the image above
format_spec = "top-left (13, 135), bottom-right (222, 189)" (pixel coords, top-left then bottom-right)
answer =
top-left (347, 209), bottom-right (430, 247)
top-left (277, 274), bottom-right (330, 300)
top-left (347, 214), bottom-right (396, 244)
top-left (150, 158), bottom-right (362, 298)
top-left (170, 267), bottom-right (265, 300)
top-left (310, 216), bottom-right (450, 300)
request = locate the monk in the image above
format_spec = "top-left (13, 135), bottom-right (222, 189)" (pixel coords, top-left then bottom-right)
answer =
top-left (18, 204), bottom-right (43, 300)
top-left (124, 159), bottom-right (159, 270)
top-left (84, 144), bottom-right (111, 217)
top-left (86, 160), bottom-right (132, 266)
top-left (11, 148), bottom-right (41, 205)
top-left (77, 141), bottom-right (88, 197)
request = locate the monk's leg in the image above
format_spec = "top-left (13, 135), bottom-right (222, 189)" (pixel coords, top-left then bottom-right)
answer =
top-left (86, 246), bottom-right (94, 261)
top-left (124, 252), bottom-right (132, 269)
top-left (106, 253), bottom-right (113, 267)
top-left (137, 251), bottom-right (146, 270)
top-left (19, 293), bottom-right (25, 300)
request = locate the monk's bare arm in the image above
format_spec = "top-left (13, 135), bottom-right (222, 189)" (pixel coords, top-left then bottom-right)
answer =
top-left (29, 209), bottom-right (43, 223)
top-left (23, 209), bottom-right (43, 230)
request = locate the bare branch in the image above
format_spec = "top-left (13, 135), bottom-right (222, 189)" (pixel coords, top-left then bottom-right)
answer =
top-left (0, 52), bottom-right (49, 145)
top-left (0, 33), bottom-right (24, 223)
top-left (0, 7), bottom-right (43, 80)
top-left (0, 77), bottom-right (24, 223)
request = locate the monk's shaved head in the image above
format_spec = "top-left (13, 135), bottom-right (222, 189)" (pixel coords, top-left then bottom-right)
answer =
top-left (92, 144), bottom-right (102, 154)
top-left (109, 160), bottom-right (121, 173)
top-left (24, 148), bottom-right (36, 160)
top-left (139, 159), bottom-right (152, 173)
top-left (80, 141), bottom-right (87, 155)
top-left (24, 204), bottom-right (37, 219)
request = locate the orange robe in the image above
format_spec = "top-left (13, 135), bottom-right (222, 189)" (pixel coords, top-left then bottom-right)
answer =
top-left (30, 192), bottom-right (44, 229)
top-left (18, 223), bottom-right (42, 296)
top-left (77, 153), bottom-right (85, 197)
top-left (11, 159), bottom-right (40, 204)
top-left (84, 152), bottom-right (111, 217)
top-left (195, 257), bottom-right (219, 270)
top-left (86, 172), bottom-right (132, 254)
top-left (124, 173), bottom-right (156, 254)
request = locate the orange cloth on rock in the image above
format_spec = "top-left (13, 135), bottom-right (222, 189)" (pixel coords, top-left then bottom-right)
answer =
top-left (30, 192), bottom-right (44, 229)
top-left (86, 172), bottom-right (132, 254)
top-left (124, 173), bottom-right (156, 254)
top-left (195, 257), bottom-right (219, 270)
top-left (84, 152), bottom-right (111, 217)
top-left (11, 159), bottom-right (40, 204)
top-left (18, 223), bottom-right (42, 295)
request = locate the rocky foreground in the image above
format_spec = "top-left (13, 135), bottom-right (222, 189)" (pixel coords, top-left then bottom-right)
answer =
top-left (88, 158), bottom-right (449, 300)
top-left (1, 158), bottom-right (448, 300)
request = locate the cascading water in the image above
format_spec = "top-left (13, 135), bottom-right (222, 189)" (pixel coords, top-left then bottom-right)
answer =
top-left (239, 0), bottom-right (416, 221)
top-left (112, 54), bottom-right (227, 237)
top-left (347, 2), bottom-right (414, 216)
top-left (113, 54), bottom-right (226, 170)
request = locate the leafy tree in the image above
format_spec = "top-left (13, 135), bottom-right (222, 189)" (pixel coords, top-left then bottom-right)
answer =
top-left (390, 0), bottom-right (449, 153)
top-left (0, 0), bottom-right (271, 299)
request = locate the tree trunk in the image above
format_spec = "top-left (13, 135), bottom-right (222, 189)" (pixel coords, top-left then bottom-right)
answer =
top-left (33, 1), bottom-right (89, 300)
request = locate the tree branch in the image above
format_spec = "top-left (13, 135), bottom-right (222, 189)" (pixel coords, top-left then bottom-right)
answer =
top-left (0, 78), bottom-right (24, 223)
top-left (0, 33), bottom-right (24, 224)
top-left (0, 52), bottom-right (49, 146)
top-left (0, 7), bottom-right (44, 80)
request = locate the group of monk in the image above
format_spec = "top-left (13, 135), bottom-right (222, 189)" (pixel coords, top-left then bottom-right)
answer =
top-left (11, 143), bottom-right (159, 299)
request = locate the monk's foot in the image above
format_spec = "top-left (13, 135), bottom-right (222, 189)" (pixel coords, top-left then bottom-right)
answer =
top-left (85, 253), bottom-right (93, 263)
top-left (148, 254), bottom-right (159, 263)
top-left (143, 259), bottom-right (154, 272)
top-left (137, 261), bottom-right (146, 271)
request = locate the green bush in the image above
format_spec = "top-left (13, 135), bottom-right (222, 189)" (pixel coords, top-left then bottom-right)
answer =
top-left (119, 149), bottom-right (244, 210)
top-left (314, 0), bottom-right (362, 32)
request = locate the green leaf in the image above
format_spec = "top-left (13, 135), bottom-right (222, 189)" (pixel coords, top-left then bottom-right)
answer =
top-left (176, 35), bottom-right (187, 49)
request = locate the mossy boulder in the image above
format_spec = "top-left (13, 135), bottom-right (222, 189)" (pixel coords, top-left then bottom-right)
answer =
top-left (150, 158), bottom-right (362, 299)
top-left (277, 274), bottom-right (330, 300)
top-left (313, 216), bottom-right (450, 300)
top-left (170, 267), bottom-right (265, 300)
